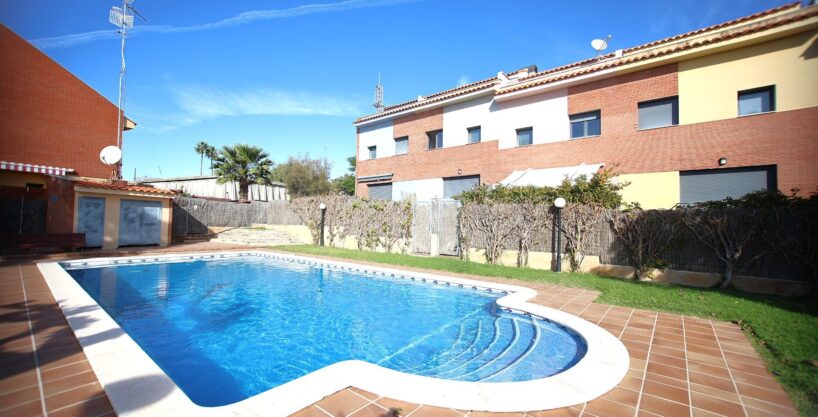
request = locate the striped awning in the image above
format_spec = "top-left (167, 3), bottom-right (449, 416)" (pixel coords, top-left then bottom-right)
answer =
top-left (0, 161), bottom-right (73, 176)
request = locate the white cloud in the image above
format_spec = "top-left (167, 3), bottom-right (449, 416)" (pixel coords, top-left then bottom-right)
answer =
top-left (32, 0), bottom-right (416, 49)
top-left (457, 75), bottom-right (471, 87)
top-left (174, 87), bottom-right (363, 120)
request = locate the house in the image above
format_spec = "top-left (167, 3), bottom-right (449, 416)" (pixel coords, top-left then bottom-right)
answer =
top-left (353, 2), bottom-right (818, 208)
top-left (0, 24), bottom-right (176, 249)
top-left (140, 175), bottom-right (288, 201)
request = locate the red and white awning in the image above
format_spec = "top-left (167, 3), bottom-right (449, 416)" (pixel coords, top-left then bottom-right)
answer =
top-left (0, 161), bottom-right (74, 176)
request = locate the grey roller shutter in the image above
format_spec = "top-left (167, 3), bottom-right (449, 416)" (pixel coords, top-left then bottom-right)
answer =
top-left (680, 166), bottom-right (775, 205)
top-left (638, 97), bottom-right (678, 129)
top-left (444, 175), bottom-right (480, 198)
top-left (368, 183), bottom-right (393, 201)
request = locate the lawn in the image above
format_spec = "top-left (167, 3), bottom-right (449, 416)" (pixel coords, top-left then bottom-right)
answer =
top-left (273, 245), bottom-right (818, 416)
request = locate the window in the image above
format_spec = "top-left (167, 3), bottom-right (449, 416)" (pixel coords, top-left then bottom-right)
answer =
top-left (680, 165), bottom-right (776, 206)
top-left (368, 145), bottom-right (376, 159)
top-left (638, 97), bottom-right (678, 130)
top-left (570, 111), bottom-right (601, 139)
top-left (443, 175), bottom-right (480, 198)
top-left (516, 127), bottom-right (533, 146)
top-left (368, 183), bottom-right (393, 201)
top-left (427, 130), bottom-right (443, 150)
top-left (738, 86), bottom-right (775, 116)
top-left (467, 126), bottom-right (481, 144)
top-left (394, 136), bottom-right (408, 155)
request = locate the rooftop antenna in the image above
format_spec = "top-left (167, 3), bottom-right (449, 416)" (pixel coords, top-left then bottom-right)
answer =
top-left (373, 73), bottom-right (384, 113)
top-left (591, 35), bottom-right (612, 60)
top-left (108, 0), bottom-right (147, 180)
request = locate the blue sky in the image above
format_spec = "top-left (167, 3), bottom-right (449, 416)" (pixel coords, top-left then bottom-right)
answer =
top-left (0, 0), bottom-right (787, 179)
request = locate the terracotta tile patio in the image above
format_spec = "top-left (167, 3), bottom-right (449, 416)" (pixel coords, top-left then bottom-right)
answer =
top-left (0, 243), bottom-right (801, 417)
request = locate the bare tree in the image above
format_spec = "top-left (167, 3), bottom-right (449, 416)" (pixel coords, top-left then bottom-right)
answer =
top-left (681, 207), bottom-right (770, 289)
top-left (559, 203), bottom-right (607, 272)
top-left (609, 209), bottom-right (682, 280)
top-left (459, 203), bottom-right (520, 264)
top-left (514, 203), bottom-right (551, 267)
top-left (289, 195), bottom-right (349, 245)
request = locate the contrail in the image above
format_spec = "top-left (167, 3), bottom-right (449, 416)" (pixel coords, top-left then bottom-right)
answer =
top-left (32, 0), bottom-right (415, 49)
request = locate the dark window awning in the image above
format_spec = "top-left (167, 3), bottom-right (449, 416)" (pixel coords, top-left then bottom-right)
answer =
top-left (357, 173), bottom-right (393, 183)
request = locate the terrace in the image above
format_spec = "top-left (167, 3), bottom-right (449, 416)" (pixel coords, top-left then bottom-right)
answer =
top-left (0, 242), bottom-right (807, 417)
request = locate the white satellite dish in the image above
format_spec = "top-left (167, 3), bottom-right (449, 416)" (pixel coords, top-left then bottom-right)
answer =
top-left (100, 146), bottom-right (122, 165)
top-left (591, 37), bottom-right (609, 53)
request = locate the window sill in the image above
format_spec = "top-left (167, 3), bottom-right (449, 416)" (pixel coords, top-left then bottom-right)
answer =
top-left (738, 110), bottom-right (776, 118)
top-left (516, 143), bottom-right (534, 148)
top-left (570, 134), bottom-right (601, 140)
top-left (637, 124), bottom-right (679, 132)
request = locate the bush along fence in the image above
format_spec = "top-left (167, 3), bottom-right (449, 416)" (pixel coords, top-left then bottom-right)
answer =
top-left (289, 195), bottom-right (413, 253)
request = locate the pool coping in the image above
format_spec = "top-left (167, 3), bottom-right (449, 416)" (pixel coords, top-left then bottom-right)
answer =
top-left (38, 250), bottom-right (630, 417)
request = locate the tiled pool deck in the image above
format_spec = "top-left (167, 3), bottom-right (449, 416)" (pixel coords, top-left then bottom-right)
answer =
top-left (0, 243), bottom-right (800, 417)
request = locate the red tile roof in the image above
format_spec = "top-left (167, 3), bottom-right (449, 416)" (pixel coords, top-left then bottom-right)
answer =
top-left (74, 180), bottom-right (178, 196)
top-left (353, 2), bottom-right (814, 123)
top-left (498, 3), bottom-right (817, 95)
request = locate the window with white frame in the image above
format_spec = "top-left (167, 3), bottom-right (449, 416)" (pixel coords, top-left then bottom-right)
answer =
top-left (638, 96), bottom-right (678, 130)
top-left (427, 130), bottom-right (443, 150)
top-left (570, 110), bottom-right (601, 139)
top-left (394, 136), bottom-right (408, 155)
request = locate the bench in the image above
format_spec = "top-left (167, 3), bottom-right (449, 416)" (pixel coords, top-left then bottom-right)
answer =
top-left (0, 233), bottom-right (86, 252)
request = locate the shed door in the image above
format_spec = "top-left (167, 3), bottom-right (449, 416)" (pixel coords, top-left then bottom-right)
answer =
top-left (680, 165), bottom-right (776, 205)
top-left (119, 199), bottom-right (162, 246)
top-left (368, 183), bottom-right (393, 201)
top-left (443, 175), bottom-right (480, 198)
top-left (77, 197), bottom-right (105, 247)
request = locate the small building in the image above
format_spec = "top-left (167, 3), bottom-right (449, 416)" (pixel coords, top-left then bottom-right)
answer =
top-left (140, 175), bottom-right (288, 201)
top-left (0, 24), bottom-right (176, 250)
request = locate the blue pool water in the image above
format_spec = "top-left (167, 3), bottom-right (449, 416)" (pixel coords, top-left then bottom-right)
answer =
top-left (66, 255), bottom-right (586, 407)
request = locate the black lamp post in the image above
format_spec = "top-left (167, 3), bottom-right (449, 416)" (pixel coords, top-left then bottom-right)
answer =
top-left (554, 197), bottom-right (566, 272)
top-left (319, 202), bottom-right (326, 246)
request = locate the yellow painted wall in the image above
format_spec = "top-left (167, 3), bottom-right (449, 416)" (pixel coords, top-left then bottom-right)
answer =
top-left (618, 171), bottom-right (680, 209)
top-left (73, 190), bottom-right (171, 249)
top-left (679, 30), bottom-right (818, 124)
top-left (0, 171), bottom-right (47, 187)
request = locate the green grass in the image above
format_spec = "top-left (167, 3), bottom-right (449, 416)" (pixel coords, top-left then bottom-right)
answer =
top-left (272, 244), bottom-right (818, 416)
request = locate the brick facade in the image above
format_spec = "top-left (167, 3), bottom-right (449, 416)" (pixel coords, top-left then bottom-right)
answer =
top-left (0, 25), bottom-right (120, 179)
top-left (356, 63), bottom-right (818, 198)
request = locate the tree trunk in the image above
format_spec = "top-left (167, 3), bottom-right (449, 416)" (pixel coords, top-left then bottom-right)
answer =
top-left (239, 183), bottom-right (249, 201)
top-left (199, 154), bottom-right (203, 176)
top-left (721, 264), bottom-right (734, 289)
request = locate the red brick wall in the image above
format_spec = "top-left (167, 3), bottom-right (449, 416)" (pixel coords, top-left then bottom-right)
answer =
top-left (0, 25), bottom-right (119, 179)
top-left (356, 63), bottom-right (818, 197)
top-left (45, 176), bottom-right (75, 233)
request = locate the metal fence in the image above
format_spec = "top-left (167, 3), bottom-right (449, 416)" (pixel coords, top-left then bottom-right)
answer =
top-left (412, 199), bottom-right (461, 256)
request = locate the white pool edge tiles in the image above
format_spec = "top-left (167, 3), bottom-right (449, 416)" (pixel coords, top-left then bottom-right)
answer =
top-left (38, 250), bottom-right (630, 417)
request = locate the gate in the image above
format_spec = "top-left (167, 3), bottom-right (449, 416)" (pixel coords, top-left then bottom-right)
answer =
top-left (412, 199), bottom-right (460, 256)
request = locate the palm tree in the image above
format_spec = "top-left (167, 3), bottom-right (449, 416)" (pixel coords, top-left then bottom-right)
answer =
top-left (194, 141), bottom-right (210, 176)
top-left (213, 144), bottom-right (274, 201)
top-left (205, 145), bottom-right (218, 175)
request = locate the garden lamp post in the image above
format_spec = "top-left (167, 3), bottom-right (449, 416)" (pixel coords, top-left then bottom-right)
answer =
top-left (554, 197), bottom-right (566, 272)
top-left (319, 203), bottom-right (326, 246)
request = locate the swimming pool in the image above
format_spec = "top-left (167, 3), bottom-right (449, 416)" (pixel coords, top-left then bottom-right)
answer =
top-left (40, 251), bottom-right (629, 415)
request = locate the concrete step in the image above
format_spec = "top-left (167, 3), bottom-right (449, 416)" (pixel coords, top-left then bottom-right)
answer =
top-left (211, 227), bottom-right (302, 246)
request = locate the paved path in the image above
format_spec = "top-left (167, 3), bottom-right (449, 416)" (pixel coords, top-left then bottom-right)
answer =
top-left (0, 244), bottom-right (799, 417)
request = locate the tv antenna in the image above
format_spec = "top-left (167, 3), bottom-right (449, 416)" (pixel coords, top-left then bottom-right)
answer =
top-left (591, 35), bottom-right (612, 60)
top-left (108, 0), bottom-right (147, 180)
top-left (373, 73), bottom-right (384, 113)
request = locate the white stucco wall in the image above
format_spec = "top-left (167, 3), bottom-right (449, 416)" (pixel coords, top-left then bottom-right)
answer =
top-left (442, 95), bottom-right (495, 147)
top-left (392, 178), bottom-right (444, 201)
top-left (358, 119), bottom-right (394, 161)
top-left (439, 89), bottom-right (569, 150)
top-left (144, 178), bottom-right (287, 201)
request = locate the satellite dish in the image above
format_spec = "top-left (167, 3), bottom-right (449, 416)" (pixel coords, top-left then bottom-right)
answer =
top-left (591, 38), bottom-right (609, 53)
top-left (100, 146), bottom-right (122, 165)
